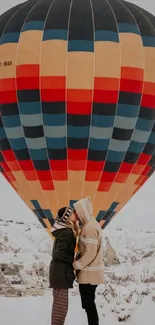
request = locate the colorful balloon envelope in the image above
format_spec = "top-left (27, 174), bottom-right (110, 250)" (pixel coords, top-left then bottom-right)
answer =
top-left (0, 0), bottom-right (155, 236)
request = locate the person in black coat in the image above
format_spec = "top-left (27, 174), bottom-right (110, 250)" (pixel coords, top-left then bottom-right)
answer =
top-left (49, 206), bottom-right (78, 325)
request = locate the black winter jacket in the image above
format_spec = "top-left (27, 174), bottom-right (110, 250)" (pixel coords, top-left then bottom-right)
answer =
top-left (49, 227), bottom-right (76, 289)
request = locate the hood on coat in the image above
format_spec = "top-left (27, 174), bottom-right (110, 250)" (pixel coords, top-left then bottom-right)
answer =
top-left (73, 196), bottom-right (93, 224)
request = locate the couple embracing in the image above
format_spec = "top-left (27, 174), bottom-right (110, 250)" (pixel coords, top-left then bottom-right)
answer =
top-left (49, 197), bottom-right (104, 325)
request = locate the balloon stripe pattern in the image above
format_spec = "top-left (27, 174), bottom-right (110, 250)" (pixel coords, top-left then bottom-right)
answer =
top-left (0, 0), bottom-right (155, 234)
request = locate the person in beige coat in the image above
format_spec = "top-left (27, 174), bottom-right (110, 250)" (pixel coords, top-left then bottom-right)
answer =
top-left (73, 197), bottom-right (104, 325)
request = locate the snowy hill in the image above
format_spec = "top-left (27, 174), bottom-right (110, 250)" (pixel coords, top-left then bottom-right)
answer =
top-left (0, 219), bottom-right (52, 293)
top-left (0, 219), bottom-right (155, 323)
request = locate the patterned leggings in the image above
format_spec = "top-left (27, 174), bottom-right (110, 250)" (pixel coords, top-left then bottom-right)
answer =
top-left (51, 289), bottom-right (69, 325)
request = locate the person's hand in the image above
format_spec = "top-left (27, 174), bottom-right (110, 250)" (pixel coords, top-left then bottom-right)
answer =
top-left (75, 251), bottom-right (82, 260)
top-left (73, 262), bottom-right (79, 279)
top-left (73, 260), bottom-right (77, 269)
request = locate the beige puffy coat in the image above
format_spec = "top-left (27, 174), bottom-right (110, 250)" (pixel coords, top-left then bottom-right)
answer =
top-left (73, 197), bottom-right (104, 285)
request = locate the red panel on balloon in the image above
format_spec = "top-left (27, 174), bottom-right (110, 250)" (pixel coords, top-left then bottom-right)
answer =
top-left (49, 160), bottom-right (67, 170)
top-left (85, 170), bottom-right (102, 181)
top-left (17, 77), bottom-right (39, 90)
top-left (37, 170), bottom-right (53, 181)
top-left (2, 150), bottom-right (16, 161)
top-left (68, 160), bottom-right (86, 170)
top-left (0, 90), bottom-right (17, 104)
top-left (16, 64), bottom-right (39, 77)
top-left (0, 78), bottom-right (15, 91)
top-left (41, 89), bottom-right (65, 102)
top-left (18, 160), bottom-right (34, 171)
top-left (93, 90), bottom-right (118, 104)
top-left (23, 170), bottom-right (38, 181)
top-left (138, 153), bottom-right (151, 165)
top-left (41, 76), bottom-right (66, 89)
top-left (141, 165), bottom-right (151, 176)
top-left (115, 172), bottom-right (129, 183)
top-left (132, 164), bottom-right (144, 175)
top-left (141, 94), bottom-right (155, 108)
top-left (40, 180), bottom-right (54, 191)
top-left (67, 89), bottom-right (92, 103)
top-left (98, 182), bottom-right (112, 192)
top-left (86, 160), bottom-right (105, 171)
top-left (120, 79), bottom-right (143, 93)
top-left (1, 161), bottom-right (12, 172)
top-left (143, 81), bottom-right (155, 95)
top-left (100, 171), bottom-right (116, 183)
top-left (68, 149), bottom-right (87, 161)
top-left (5, 160), bottom-right (20, 172)
top-left (121, 67), bottom-right (144, 80)
top-left (52, 170), bottom-right (68, 181)
top-left (67, 102), bottom-right (92, 114)
top-left (119, 162), bottom-right (134, 173)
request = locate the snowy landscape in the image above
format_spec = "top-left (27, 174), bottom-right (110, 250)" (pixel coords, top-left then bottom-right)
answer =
top-left (0, 219), bottom-right (155, 324)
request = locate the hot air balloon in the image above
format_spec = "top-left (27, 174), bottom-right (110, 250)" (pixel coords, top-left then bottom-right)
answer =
top-left (0, 0), bottom-right (155, 236)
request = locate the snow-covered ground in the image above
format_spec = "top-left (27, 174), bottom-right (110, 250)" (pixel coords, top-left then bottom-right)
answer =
top-left (0, 289), bottom-right (155, 325)
top-left (0, 219), bottom-right (155, 324)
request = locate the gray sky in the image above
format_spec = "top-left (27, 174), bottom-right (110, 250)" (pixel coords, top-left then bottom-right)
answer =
top-left (0, 0), bottom-right (155, 230)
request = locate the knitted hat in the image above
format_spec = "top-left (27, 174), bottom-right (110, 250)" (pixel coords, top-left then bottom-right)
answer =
top-left (56, 206), bottom-right (73, 223)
